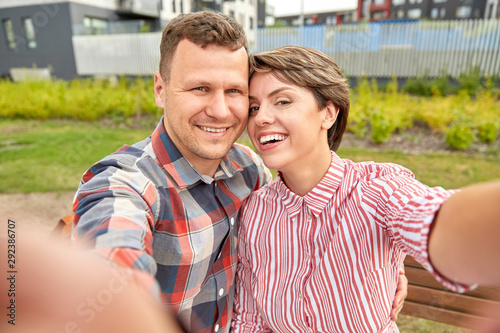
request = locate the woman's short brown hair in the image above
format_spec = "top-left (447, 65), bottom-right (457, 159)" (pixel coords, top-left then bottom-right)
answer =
top-left (250, 46), bottom-right (350, 151)
top-left (159, 11), bottom-right (249, 82)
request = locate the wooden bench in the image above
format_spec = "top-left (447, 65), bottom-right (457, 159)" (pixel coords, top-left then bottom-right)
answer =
top-left (50, 214), bottom-right (73, 240)
top-left (402, 256), bottom-right (500, 330)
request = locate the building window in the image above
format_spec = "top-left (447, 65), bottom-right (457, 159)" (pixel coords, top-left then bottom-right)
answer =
top-left (372, 11), bottom-right (385, 20)
top-left (180, 0), bottom-right (183, 13)
top-left (229, 10), bottom-right (235, 18)
top-left (2, 19), bottom-right (16, 50)
top-left (397, 9), bottom-right (405, 18)
top-left (172, 0), bottom-right (176, 13)
top-left (392, 0), bottom-right (405, 5)
top-left (249, 17), bottom-right (254, 30)
top-left (456, 6), bottom-right (472, 18)
top-left (431, 8), bottom-right (438, 19)
top-left (433, 0), bottom-right (446, 3)
top-left (407, 8), bottom-right (422, 18)
top-left (83, 17), bottom-right (108, 35)
top-left (409, 0), bottom-right (415, 4)
top-left (22, 18), bottom-right (37, 49)
top-left (440, 7), bottom-right (446, 18)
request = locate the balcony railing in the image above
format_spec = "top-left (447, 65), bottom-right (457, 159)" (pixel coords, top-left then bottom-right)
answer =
top-left (117, 0), bottom-right (160, 18)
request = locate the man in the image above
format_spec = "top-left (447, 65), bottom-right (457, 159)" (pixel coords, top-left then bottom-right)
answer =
top-left (72, 11), bottom-right (406, 333)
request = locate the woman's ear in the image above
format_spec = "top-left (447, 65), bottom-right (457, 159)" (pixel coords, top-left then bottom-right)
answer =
top-left (321, 101), bottom-right (339, 130)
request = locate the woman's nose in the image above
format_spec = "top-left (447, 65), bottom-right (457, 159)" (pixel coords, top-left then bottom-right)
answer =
top-left (253, 105), bottom-right (274, 127)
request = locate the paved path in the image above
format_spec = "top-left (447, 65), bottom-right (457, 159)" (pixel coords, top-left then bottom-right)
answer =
top-left (1, 191), bottom-right (75, 239)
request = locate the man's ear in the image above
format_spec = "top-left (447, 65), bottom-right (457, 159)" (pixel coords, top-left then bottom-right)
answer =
top-left (154, 71), bottom-right (165, 109)
top-left (321, 101), bottom-right (339, 130)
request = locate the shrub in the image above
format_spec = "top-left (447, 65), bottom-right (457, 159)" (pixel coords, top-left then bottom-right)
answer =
top-left (402, 77), bottom-right (432, 96)
top-left (445, 123), bottom-right (475, 150)
top-left (0, 77), bottom-right (159, 120)
top-left (477, 122), bottom-right (498, 144)
top-left (402, 74), bottom-right (456, 97)
top-left (457, 66), bottom-right (482, 96)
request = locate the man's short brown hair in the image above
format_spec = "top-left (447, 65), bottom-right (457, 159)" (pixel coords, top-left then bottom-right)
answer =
top-left (250, 46), bottom-right (350, 151)
top-left (159, 11), bottom-right (249, 82)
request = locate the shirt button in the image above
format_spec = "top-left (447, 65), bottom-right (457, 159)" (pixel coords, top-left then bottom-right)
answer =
top-left (214, 324), bottom-right (219, 332)
top-left (308, 327), bottom-right (313, 333)
top-left (306, 254), bottom-right (311, 260)
top-left (219, 288), bottom-right (224, 296)
top-left (298, 292), bottom-right (302, 299)
top-left (230, 217), bottom-right (235, 226)
top-left (307, 214), bottom-right (312, 221)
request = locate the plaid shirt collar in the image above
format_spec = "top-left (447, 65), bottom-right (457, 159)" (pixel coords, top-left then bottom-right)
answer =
top-left (151, 117), bottom-right (244, 189)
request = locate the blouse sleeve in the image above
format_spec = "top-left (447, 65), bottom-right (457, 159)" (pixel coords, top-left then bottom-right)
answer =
top-left (231, 214), bottom-right (272, 333)
top-left (360, 163), bottom-right (474, 293)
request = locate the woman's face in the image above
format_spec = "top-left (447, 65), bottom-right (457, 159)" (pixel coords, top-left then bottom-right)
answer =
top-left (247, 72), bottom-right (336, 174)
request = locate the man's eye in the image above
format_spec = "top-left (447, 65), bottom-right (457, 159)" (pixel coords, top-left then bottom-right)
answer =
top-left (194, 87), bottom-right (206, 91)
top-left (227, 89), bottom-right (240, 93)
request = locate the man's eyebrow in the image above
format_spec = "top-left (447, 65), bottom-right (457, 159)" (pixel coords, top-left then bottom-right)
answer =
top-left (183, 79), bottom-right (210, 87)
top-left (183, 80), bottom-right (248, 90)
top-left (249, 87), bottom-right (294, 101)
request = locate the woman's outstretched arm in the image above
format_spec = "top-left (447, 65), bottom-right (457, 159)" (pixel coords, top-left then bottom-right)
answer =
top-left (429, 180), bottom-right (500, 286)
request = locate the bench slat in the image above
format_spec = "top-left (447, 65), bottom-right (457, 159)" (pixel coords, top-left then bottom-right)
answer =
top-left (405, 261), bottom-right (500, 301)
top-left (407, 285), bottom-right (500, 315)
top-left (401, 301), bottom-right (494, 330)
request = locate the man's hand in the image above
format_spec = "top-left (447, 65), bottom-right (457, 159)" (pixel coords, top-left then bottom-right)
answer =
top-left (390, 262), bottom-right (408, 321)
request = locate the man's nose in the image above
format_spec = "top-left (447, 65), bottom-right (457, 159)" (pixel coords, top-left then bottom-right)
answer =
top-left (206, 91), bottom-right (230, 119)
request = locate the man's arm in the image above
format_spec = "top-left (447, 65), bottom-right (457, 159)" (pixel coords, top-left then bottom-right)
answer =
top-left (72, 161), bottom-right (159, 279)
top-left (429, 180), bottom-right (500, 286)
top-left (0, 230), bottom-right (183, 333)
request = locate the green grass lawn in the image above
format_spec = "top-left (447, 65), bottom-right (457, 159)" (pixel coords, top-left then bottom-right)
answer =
top-left (0, 119), bottom-right (154, 193)
top-left (1, 119), bottom-right (499, 193)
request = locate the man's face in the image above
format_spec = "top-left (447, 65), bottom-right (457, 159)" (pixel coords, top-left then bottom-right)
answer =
top-left (154, 39), bottom-right (249, 176)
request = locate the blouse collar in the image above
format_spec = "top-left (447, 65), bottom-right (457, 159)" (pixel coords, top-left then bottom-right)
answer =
top-left (278, 151), bottom-right (345, 218)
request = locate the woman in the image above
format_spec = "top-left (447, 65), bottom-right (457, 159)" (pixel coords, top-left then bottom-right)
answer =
top-left (231, 46), bottom-right (500, 332)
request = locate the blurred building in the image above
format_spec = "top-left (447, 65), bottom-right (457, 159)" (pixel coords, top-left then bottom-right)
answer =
top-left (388, 0), bottom-right (499, 20)
top-left (273, 0), bottom-right (500, 26)
top-left (0, 0), bottom-right (257, 80)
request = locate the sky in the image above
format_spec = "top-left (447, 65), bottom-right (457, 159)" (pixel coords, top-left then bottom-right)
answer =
top-left (267, 0), bottom-right (358, 17)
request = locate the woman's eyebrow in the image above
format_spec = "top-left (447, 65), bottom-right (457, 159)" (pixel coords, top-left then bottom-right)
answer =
top-left (249, 87), bottom-right (295, 100)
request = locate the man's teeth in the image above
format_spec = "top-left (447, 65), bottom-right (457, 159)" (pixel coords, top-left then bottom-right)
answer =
top-left (260, 134), bottom-right (287, 144)
top-left (201, 126), bottom-right (226, 133)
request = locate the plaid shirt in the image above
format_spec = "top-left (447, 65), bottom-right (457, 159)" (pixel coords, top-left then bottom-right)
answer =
top-left (72, 118), bottom-right (272, 333)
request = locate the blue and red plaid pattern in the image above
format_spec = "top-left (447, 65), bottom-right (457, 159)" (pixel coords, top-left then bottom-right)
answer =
top-left (73, 118), bottom-right (271, 333)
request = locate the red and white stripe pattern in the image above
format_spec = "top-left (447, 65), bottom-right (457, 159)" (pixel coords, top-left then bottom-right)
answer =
top-left (232, 152), bottom-right (470, 333)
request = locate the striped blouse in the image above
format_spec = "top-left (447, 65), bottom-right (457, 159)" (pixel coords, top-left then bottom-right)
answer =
top-left (232, 151), bottom-right (470, 333)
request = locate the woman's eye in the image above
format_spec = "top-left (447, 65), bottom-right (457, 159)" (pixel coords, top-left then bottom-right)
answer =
top-left (249, 106), bottom-right (260, 113)
top-left (276, 100), bottom-right (290, 106)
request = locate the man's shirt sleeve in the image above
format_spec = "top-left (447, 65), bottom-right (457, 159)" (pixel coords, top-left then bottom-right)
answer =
top-left (72, 158), bottom-right (159, 278)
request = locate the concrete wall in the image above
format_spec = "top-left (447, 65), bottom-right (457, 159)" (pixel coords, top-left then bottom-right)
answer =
top-left (0, 3), bottom-right (77, 80)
